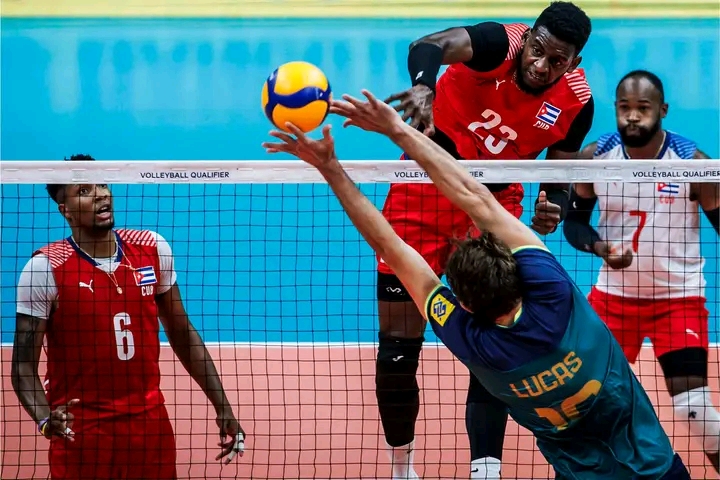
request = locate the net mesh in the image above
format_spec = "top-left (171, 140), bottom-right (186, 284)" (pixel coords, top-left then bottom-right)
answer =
top-left (1, 159), bottom-right (718, 480)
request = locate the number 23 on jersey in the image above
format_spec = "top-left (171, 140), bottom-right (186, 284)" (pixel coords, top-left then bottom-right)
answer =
top-left (468, 109), bottom-right (518, 155)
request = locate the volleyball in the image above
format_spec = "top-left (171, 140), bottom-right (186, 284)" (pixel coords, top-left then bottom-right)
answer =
top-left (262, 61), bottom-right (332, 133)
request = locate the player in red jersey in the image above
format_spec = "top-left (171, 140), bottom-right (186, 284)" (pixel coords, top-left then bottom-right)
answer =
top-left (11, 155), bottom-right (245, 479)
top-left (374, 2), bottom-right (595, 478)
top-left (564, 71), bottom-right (720, 474)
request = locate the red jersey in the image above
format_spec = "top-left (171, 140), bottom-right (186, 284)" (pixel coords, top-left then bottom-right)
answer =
top-left (432, 23), bottom-right (592, 161)
top-left (37, 229), bottom-right (165, 417)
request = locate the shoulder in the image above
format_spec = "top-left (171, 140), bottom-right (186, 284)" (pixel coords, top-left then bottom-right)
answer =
top-left (578, 141), bottom-right (598, 159)
top-left (561, 68), bottom-right (592, 105)
top-left (425, 284), bottom-right (464, 327)
top-left (34, 240), bottom-right (75, 269)
top-left (502, 23), bottom-right (530, 60)
top-left (666, 131), bottom-right (698, 159)
top-left (594, 132), bottom-right (623, 157)
top-left (19, 253), bottom-right (53, 279)
top-left (512, 246), bottom-right (573, 290)
top-left (116, 228), bottom-right (160, 247)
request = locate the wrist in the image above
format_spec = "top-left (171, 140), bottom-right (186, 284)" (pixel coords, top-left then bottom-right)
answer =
top-left (592, 241), bottom-right (608, 258)
top-left (38, 416), bottom-right (50, 436)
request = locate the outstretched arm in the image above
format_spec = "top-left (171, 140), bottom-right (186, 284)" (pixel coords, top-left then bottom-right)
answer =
top-left (332, 91), bottom-right (544, 252)
top-left (262, 124), bottom-right (442, 320)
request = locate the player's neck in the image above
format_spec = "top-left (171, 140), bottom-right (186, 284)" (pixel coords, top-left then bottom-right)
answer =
top-left (71, 229), bottom-right (117, 259)
top-left (495, 303), bottom-right (522, 327)
top-left (624, 129), bottom-right (666, 160)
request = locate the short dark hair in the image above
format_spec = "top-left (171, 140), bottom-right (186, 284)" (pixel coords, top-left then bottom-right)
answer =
top-left (46, 154), bottom-right (95, 204)
top-left (445, 233), bottom-right (522, 326)
top-left (533, 1), bottom-right (592, 54)
top-left (616, 69), bottom-right (665, 103)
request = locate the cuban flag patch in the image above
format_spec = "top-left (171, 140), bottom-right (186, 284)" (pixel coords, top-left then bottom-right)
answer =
top-left (657, 182), bottom-right (680, 195)
top-left (536, 102), bottom-right (562, 126)
top-left (134, 266), bottom-right (157, 286)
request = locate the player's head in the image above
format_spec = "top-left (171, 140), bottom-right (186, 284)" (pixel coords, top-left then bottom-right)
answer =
top-left (516, 1), bottom-right (591, 93)
top-left (46, 154), bottom-right (115, 234)
top-left (615, 70), bottom-right (667, 148)
top-left (445, 233), bottom-right (522, 326)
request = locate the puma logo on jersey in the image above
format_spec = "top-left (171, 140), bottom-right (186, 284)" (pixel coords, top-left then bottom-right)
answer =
top-left (495, 79), bottom-right (505, 90)
top-left (79, 280), bottom-right (93, 293)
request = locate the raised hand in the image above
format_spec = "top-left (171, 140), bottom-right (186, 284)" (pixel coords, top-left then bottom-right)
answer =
top-left (329, 89), bottom-right (406, 136)
top-left (262, 123), bottom-right (337, 169)
top-left (384, 84), bottom-right (436, 136)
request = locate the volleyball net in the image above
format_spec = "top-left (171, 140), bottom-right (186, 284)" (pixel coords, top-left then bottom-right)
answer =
top-left (1, 159), bottom-right (719, 479)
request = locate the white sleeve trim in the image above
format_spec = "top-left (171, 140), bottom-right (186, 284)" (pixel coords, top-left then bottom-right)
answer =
top-left (16, 254), bottom-right (57, 321)
top-left (153, 231), bottom-right (177, 294)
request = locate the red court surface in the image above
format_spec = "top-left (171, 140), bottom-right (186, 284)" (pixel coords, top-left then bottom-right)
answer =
top-left (2, 344), bottom-right (718, 479)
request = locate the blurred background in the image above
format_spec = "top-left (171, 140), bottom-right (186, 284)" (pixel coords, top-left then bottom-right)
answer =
top-left (1, 1), bottom-right (719, 479)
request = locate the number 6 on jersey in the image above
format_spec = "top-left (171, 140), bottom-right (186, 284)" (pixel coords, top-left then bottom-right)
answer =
top-left (113, 312), bottom-right (135, 361)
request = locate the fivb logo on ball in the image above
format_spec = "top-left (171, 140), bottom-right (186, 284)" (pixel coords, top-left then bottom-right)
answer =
top-left (262, 61), bottom-right (332, 133)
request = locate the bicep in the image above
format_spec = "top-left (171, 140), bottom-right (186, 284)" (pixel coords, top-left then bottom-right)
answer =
top-left (155, 283), bottom-right (188, 331)
top-left (12, 313), bottom-right (47, 366)
top-left (381, 242), bottom-right (442, 319)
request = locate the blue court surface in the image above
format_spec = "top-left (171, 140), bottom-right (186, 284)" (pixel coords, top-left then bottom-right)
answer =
top-left (1, 18), bottom-right (718, 345)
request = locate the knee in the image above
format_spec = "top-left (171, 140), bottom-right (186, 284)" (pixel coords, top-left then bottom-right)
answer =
top-left (658, 347), bottom-right (708, 396)
top-left (376, 334), bottom-right (424, 389)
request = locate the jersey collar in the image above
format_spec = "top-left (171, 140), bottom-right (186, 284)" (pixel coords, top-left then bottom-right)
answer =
top-left (622, 130), bottom-right (670, 160)
top-left (66, 230), bottom-right (124, 267)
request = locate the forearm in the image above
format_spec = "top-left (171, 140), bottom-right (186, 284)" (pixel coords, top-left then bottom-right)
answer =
top-left (168, 324), bottom-right (230, 413)
top-left (389, 123), bottom-right (492, 222)
top-left (319, 163), bottom-right (404, 260)
top-left (11, 365), bottom-right (51, 423)
top-left (563, 188), bottom-right (602, 254)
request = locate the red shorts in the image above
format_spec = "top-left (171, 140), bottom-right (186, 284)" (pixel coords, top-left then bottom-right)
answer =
top-left (49, 404), bottom-right (177, 480)
top-left (587, 287), bottom-right (709, 363)
top-left (378, 182), bottom-right (524, 274)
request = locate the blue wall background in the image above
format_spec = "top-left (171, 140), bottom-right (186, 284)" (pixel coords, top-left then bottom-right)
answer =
top-left (1, 18), bottom-right (718, 344)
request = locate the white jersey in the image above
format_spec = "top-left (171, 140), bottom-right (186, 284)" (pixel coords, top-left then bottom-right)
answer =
top-left (592, 131), bottom-right (705, 299)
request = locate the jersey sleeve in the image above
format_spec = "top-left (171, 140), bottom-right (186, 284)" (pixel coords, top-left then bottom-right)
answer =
top-left (462, 22), bottom-right (511, 72)
top-left (424, 285), bottom-right (483, 364)
top-left (16, 254), bottom-right (57, 321)
top-left (153, 232), bottom-right (177, 294)
top-left (512, 246), bottom-right (574, 334)
top-left (548, 96), bottom-right (595, 153)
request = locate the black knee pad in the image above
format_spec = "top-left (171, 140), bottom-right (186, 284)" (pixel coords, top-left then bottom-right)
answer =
top-left (376, 334), bottom-right (424, 391)
top-left (377, 272), bottom-right (413, 302)
top-left (658, 347), bottom-right (708, 380)
top-left (375, 334), bottom-right (424, 446)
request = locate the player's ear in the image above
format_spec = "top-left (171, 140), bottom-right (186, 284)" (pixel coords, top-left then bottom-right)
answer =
top-left (58, 204), bottom-right (72, 222)
top-left (458, 300), bottom-right (473, 313)
top-left (567, 55), bottom-right (582, 73)
top-left (660, 102), bottom-right (668, 119)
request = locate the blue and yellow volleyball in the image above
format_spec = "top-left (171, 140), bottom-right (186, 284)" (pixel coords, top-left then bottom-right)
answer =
top-left (262, 61), bottom-right (332, 133)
